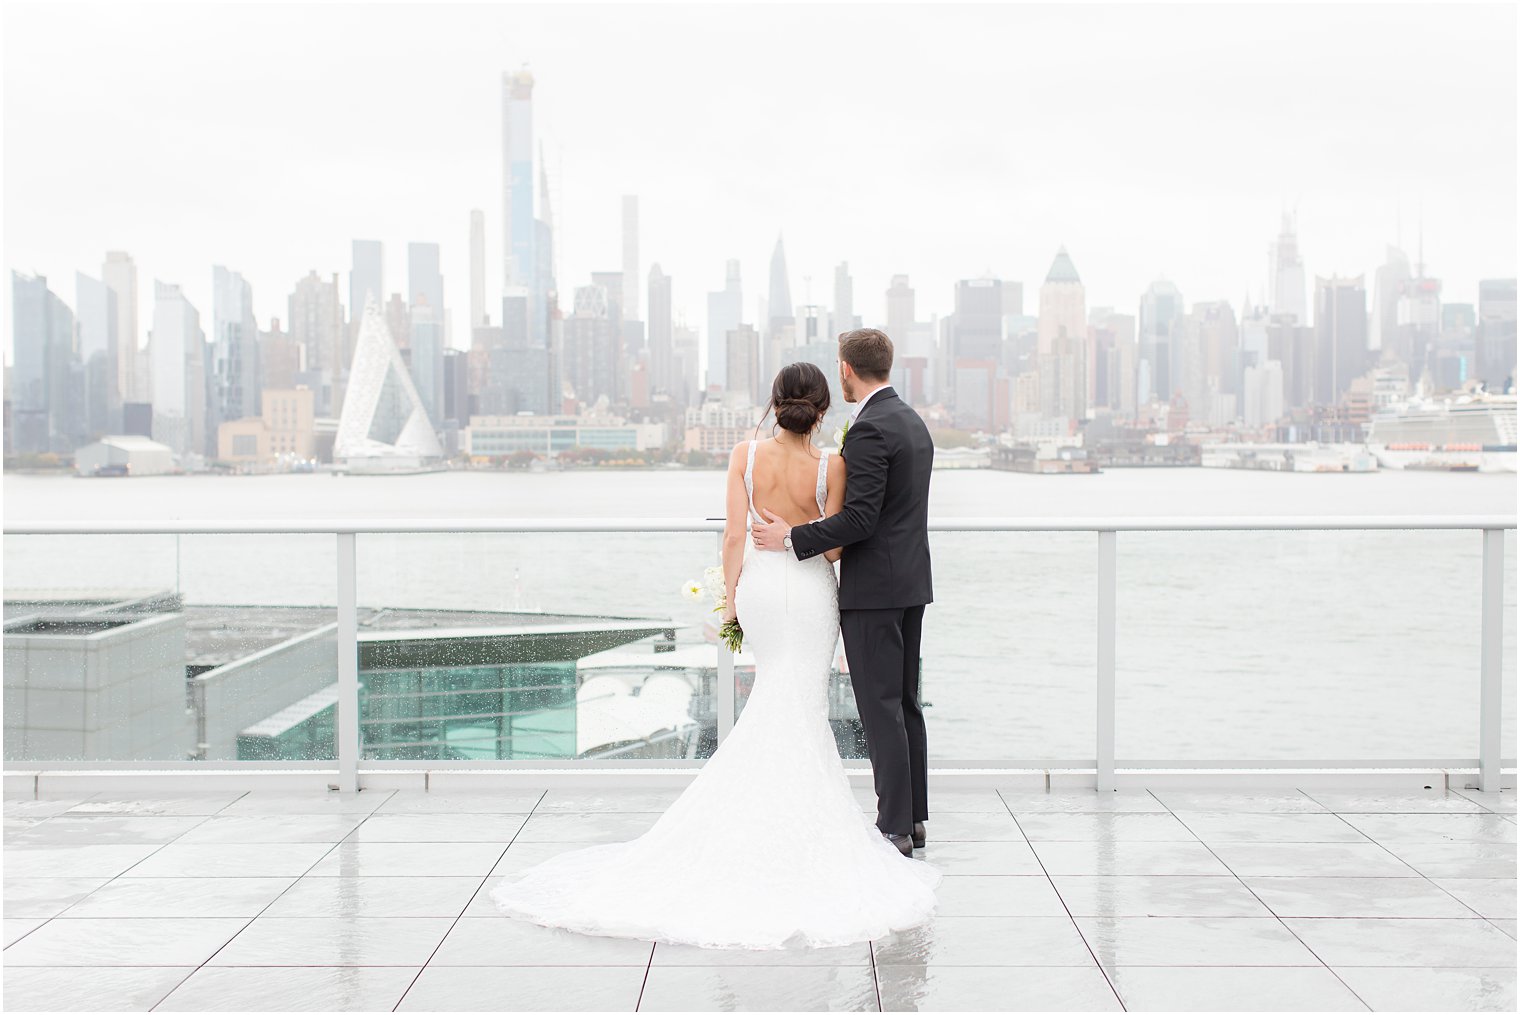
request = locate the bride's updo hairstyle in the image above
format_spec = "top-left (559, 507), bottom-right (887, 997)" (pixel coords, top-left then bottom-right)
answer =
top-left (767, 361), bottom-right (832, 435)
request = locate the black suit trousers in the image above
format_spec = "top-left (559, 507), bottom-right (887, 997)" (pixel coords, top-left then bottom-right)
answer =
top-left (840, 604), bottom-right (928, 837)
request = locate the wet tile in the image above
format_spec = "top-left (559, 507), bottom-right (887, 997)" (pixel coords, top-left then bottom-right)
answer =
top-left (914, 789), bottom-right (1011, 813)
top-left (1243, 876), bottom-right (1477, 918)
top-left (1331, 966), bottom-right (1516, 1012)
top-left (261, 875), bottom-right (480, 918)
top-left (922, 811), bottom-right (1025, 841)
top-left (652, 940), bottom-right (870, 966)
top-left (1491, 919), bottom-right (1517, 939)
top-left (5, 918), bottom-right (45, 947)
top-left (3, 877), bottom-right (109, 918)
top-left (514, 812), bottom-right (661, 843)
top-left (639, 963), bottom-right (878, 1011)
top-left (217, 790), bottom-right (393, 815)
top-left (934, 875), bottom-right (1068, 917)
top-left (61, 877), bottom-right (295, 918)
top-left (64, 795), bottom-right (244, 816)
top-left (0, 966), bottom-right (192, 1012)
top-left (911, 840), bottom-right (1044, 875)
top-left (1431, 879), bottom-right (1518, 920)
top-left (1051, 875), bottom-right (1271, 918)
top-left (1283, 917), bottom-right (1516, 966)
top-left (1030, 840), bottom-right (1233, 876)
top-left (209, 916), bottom-right (452, 966)
top-left (1076, 916), bottom-right (1319, 966)
top-left (3, 798), bottom-right (97, 818)
top-left (1380, 841), bottom-right (1517, 879)
top-left (870, 915), bottom-right (1095, 966)
top-left (1341, 813), bottom-right (1518, 843)
top-left (158, 965), bottom-right (419, 1012)
top-left (3, 844), bottom-right (161, 878)
top-left (2, 917), bottom-right (245, 966)
top-left (488, 840), bottom-right (589, 877)
top-left (305, 841), bottom-right (504, 877)
top-left (1451, 789), bottom-right (1518, 815)
top-left (397, 964), bottom-right (644, 1011)
top-left (429, 915), bottom-right (653, 966)
top-left (125, 842), bottom-right (333, 878)
top-left (1207, 841), bottom-right (1419, 877)
top-left (1149, 791), bottom-right (1326, 813)
top-left (1106, 966), bottom-right (1369, 1011)
top-left (345, 812), bottom-right (527, 842)
top-left (4, 815), bottom-right (206, 846)
top-left (1171, 812), bottom-right (1369, 843)
top-left (876, 963), bottom-right (1121, 1011)
top-left (998, 790), bottom-right (1167, 813)
top-left (375, 790), bottom-right (543, 814)
top-left (535, 789), bottom-right (683, 813)
top-left (1302, 791), bottom-right (1487, 813)
top-left (173, 814), bottom-right (364, 844)
top-left (1015, 813), bottom-right (1198, 841)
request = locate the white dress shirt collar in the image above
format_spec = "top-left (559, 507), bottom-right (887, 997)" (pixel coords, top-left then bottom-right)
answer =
top-left (850, 383), bottom-right (894, 419)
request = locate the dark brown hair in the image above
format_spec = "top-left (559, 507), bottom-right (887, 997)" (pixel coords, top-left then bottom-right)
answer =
top-left (766, 361), bottom-right (831, 435)
top-left (839, 328), bottom-right (893, 381)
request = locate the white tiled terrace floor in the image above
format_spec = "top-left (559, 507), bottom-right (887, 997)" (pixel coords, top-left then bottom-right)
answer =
top-left (3, 784), bottom-right (1516, 1012)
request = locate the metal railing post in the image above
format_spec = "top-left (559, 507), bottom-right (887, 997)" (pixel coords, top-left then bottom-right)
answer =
top-left (1097, 529), bottom-right (1117, 792)
top-left (336, 531), bottom-right (360, 793)
top-left (1478, 526), bottom-right (1504, 792)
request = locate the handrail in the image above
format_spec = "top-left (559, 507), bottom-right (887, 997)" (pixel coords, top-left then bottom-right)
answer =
top-left (2, 516), bottom-right (1513, 792)
top-left (5, 514), bottom-right (1514, 535)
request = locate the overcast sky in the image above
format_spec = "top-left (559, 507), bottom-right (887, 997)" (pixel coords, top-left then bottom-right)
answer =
top-left (4, 1), bottom-right (1516, 367)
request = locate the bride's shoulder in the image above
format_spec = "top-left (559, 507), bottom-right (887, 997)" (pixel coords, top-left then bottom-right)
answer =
top-left (727, 441), bottom-right (751, 470)
top-left (826, 448), bottom-right (846, 476)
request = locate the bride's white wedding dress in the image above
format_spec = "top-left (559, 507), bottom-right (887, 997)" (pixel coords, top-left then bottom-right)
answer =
top-left (489, 440), bottom-right (941, 949)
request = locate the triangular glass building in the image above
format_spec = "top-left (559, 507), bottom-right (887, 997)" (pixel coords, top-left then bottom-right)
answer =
top-left (333, 300), bottom-right (445, 472)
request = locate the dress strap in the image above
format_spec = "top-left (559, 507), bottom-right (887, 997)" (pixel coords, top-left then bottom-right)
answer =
top-left (744, 440), bottom-right (761, 525)
top-left (814, 449), bottom-right (830, 517)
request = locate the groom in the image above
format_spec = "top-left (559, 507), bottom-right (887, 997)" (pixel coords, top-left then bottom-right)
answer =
top-left (753, 328), bottom-right (934, 856)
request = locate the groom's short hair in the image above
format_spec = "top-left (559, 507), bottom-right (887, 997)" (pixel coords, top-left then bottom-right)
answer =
top-left (839, 328), bottom-right (893, 381)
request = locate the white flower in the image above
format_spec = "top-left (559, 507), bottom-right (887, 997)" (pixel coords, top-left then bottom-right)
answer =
top-left (832, 427), bottom-right (845, 449)
top-left (702, 565), bottom-right (726, 597)
top-left (681, 579), bottom-right (703, 601)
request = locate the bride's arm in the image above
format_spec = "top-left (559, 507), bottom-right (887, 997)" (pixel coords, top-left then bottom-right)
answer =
top-left (821, 453), bottom-right (847, 563)
top-left (720, 443), bottom-right (749, 621)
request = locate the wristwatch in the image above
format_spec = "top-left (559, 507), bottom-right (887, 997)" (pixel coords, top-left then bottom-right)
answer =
top-left (782, 533), bottom-right (793, 552)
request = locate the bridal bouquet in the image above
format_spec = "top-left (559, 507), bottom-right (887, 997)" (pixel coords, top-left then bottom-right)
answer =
top-left (682, 565), bottom-right (743, 652)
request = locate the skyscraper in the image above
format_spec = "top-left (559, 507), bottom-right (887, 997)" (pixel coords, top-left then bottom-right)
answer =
top-left (622, 196), bottom-right (640, 322)
top-left (1477, 279), bottom-right (1517, 389)
top-left (1313, 275), bottom-right (1368, 406)
top-left (706, 260), bottom-right (742, 391)
top-left (1037, 248), bottom-right (1085, 356)
top-left (953, 278), bottom-right (1003, 362)
top-left (833, 263), bottom-right (855, 335)
top-left (502, 68), bottom-right (537, 343)
top-left (211, 266), bottom-right (260, 449)
top-left (726, 324), bottom-right (762, 407)
top-left (150, 280), bottom-right (205, 458)
top-left (768, 236), bottom-right (793, 340)
top-left (648, 264), bottom-right (673, 397)
top-left (1268, 213), bottom-right (1307, 325)
top-left (1139, 279), bottom-right (1184, 402)
top-left (102, 252), bottom-right (139, 404)
top-left (407, 242), bottom-right (445, 429)
top-left (288, 271), bottom-right (343, 415)
top-left (75, 271), bottom-right (118, 437)
top-left (886, 275), bottom-right (915, 348)
top-left (469, 209), bottom-right (487, 329)
top-left (348, 239), bottom-right (384, 372)
top-left (10, 272), bottom-right (77, 453)
top-left (1370, 245), bottom-right (1411, 354)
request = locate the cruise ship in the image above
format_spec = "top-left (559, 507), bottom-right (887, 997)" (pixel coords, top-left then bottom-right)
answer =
top-left (1365, 392), bottom-right (1517, 472)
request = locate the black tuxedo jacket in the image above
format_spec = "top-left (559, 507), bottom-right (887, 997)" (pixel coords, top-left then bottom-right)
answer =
top-left (789, 388), bottom-right (934, 610)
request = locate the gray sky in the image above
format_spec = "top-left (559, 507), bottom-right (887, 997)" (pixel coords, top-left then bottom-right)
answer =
top-left (4, 1), bottom-right (1516, 366)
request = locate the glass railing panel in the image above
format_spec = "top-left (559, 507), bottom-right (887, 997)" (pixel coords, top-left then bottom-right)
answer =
top-left (356, 531), bottom-right (720, 762)
top-left (3, 533), bottom-right (336, 762)
top-left (1504, 529), bottom-right (1516, 764)
top-left (1115, 528), bottom-right (1514, 763)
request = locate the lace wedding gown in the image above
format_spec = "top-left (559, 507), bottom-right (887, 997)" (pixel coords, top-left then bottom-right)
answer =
top-left (489, 440), bottom-right (941, 949)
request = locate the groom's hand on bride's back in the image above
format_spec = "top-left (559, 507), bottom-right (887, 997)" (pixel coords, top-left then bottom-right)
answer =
top-left (752, 508), bottom-right (792, 552)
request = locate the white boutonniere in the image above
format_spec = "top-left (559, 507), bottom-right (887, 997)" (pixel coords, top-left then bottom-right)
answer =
top-left (834, 419), bottom-right (850, 451)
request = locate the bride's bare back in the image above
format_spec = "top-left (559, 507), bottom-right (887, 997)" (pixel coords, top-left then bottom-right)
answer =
top-left (748, 437), bottom-right (844, 527)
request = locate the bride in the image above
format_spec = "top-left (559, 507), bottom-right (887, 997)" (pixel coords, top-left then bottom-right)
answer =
top-left (489, 361), bottom-right (941, 949)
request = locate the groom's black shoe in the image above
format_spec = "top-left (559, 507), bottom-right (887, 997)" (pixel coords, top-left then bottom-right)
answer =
top-left (884, 832), bottom-right (913, 856)
top-left (913, 822), bottom-right (926, 849)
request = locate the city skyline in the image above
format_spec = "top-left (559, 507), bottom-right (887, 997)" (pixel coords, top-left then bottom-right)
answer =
top-left (4, 2), bottom-right (1516, 368)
